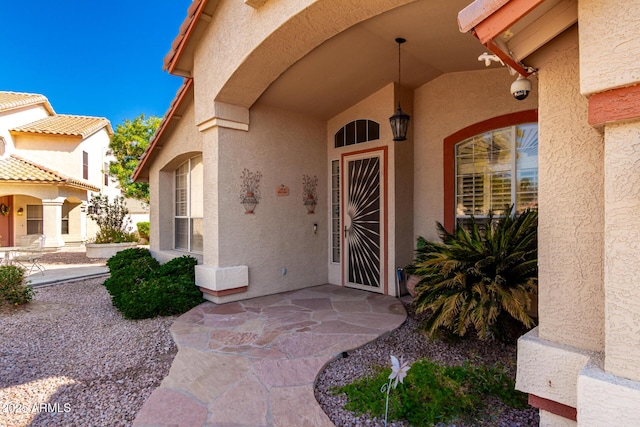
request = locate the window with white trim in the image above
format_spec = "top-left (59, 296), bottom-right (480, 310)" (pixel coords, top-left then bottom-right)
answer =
top-left (175, 155), bottom-right (203, 252)
top-left (61, 201), bottom-right (70, 234)
top-left (27, 205), bottom-right (43, 234)
top-left (455, 123), bottom-right (538, 228)
top-left (82, 151), bottom-right (89, 180)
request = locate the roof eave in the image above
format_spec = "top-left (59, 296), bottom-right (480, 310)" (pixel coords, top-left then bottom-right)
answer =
top-left (164, 0), bottom-right (213, 76)
top-left (458, 0), bottom-right (547, 77)
top-left (132, 78), bottom-right (194, 182)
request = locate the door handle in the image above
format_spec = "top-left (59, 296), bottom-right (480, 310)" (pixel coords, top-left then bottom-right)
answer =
top-left (344, 225), bottom-right (349, 238)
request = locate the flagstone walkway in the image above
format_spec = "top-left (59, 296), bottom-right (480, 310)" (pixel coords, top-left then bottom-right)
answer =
top-left (133, 284), bottom-right (407, 427)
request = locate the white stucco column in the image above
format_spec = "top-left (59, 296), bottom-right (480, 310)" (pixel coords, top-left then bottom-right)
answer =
top-left (42, 199), bottom-right (65, 249)
top-left (602, 122), bottom-right (640, 380)
top-left (516, 36), bottom-right (604, 426)
top-left (572, 1), bottom-right (640, 424)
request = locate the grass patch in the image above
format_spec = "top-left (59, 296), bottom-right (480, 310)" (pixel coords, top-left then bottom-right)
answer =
top-left (333, 359), bottom-right (527, 426)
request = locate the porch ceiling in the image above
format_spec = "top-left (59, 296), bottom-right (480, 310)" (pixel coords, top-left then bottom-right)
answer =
top-left (257, 0), bottom-right (497, 119)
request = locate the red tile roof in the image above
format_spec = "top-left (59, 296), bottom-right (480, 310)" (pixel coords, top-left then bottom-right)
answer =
top-left (0, 155), bottom-right (100, 192)
top-left (163, 0), bottom-right (207, 73)
top-left (133, 78), bottom-right (193, 182)
top-left (0, 91), bottom-right (55, 115)
top-left (10, 114), bottom-right (113, 138)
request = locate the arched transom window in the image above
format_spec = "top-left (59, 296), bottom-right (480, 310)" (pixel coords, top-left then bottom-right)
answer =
top-left (334, 119), bottom-right (380, 148)
top-left (455, 123), bottom-right (538, 228)
top-left (175, 155), bottom-right (203, 252)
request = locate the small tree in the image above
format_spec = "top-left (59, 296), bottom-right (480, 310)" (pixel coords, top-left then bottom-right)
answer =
top-left (109, 114), bottom-right (161, 203)
top-left (88, 194), bottom-right (136, 243)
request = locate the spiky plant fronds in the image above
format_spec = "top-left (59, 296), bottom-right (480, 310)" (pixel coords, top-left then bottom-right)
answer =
top-left (412, 208), bottom-right (538, 340)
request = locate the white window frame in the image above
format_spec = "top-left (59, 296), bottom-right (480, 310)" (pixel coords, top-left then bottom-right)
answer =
top-left (454, 123), bottom-right (538, 227)
top-left (174, 155), bottom-right (203, 253)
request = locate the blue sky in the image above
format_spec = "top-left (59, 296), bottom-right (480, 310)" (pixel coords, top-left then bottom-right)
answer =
top-left (1, 1), bottom-right (193, 128)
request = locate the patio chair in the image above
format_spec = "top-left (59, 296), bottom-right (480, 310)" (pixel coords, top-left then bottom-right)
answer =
top-left (14, 234), bottom-right (46, 275)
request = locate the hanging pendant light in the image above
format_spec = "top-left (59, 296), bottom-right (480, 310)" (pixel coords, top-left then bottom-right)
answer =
top-left (389, 37), bottom-right (410, 142)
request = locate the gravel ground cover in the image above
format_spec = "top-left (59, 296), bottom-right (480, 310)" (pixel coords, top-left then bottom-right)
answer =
top-left (315, 302), bottom-right (540, 427)
top-left (1, 248), bottom-right (538, 427)
top-left (0, 278), bottom-right (176, 427)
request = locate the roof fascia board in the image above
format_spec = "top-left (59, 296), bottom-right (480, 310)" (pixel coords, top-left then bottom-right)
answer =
top-left (506, 0), bottom-right (577, 60)
top-left (165, 0), bottom-right (219, 76)
top-left (472, 0), bottom-right (546, 45)
top-left (132, 79), bottom-right (193, 182)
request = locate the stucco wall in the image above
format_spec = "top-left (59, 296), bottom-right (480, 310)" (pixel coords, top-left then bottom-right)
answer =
top-left (579, 0), bottom-right (640, 95)
top-left (214, 102), bottom-right (327, 298)
top-left (0, 104), bottom-right (50, 155)
top-left (148, 99), bottom-right (203, 254)
top-left (413, 67), bottom-right (538, 242)
top-left (603, 122), bottom-right (640, 381)
top-left (192, 0), bottom-right (415, 122)
top-left (537, 42), bottom-right (605, 352)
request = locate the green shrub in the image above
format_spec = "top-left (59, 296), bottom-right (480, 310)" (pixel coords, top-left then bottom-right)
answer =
top-left (334, 359), bottom-right (527, 426)
top-left (152, 255), bottom-right (197, 281)
top-left (103, 255), bottom-right (159, 308)
top-left (412, 207), bottom-right (538, 341)
top-left (104, 250), bottom-right (203, 319)
top-left (0, 265), bottom-right (33, 306)
top-left (106, 247), bottom-right (153, 272)
top-left (137, 221), bottom-right (150, 240)
top-left (117, 275), bottom-right (204, 319)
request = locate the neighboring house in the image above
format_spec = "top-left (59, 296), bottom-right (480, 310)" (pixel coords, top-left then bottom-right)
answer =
top-left (133, 0), bottom-right (640, 424)
top-left (0, 91), bottom-right (119, 248)
top-left (124, 197), bottom-right (150, 231)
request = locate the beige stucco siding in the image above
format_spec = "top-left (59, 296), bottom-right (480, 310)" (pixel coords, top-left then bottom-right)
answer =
top-left (603, 122), bottom-right (640, 381)
top-left (192, 0), bottom-right (415, 124)
top-left (579, 0), bottom-right (640, 95)
top-left (12, 128), bottom-right (112, 195)
top-left (148, 99), bottom-right (203, 254)
top-left (214, 103), bottom-right (327, 298)
top-left (537, 42), bottom-right (605, 352)
top-left (0, 105), bottom-right (49, 152)
top-left (412, 67), bottom-right (538, 243)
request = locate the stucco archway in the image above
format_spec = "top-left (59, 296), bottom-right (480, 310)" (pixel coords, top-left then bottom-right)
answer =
top-left (212, 0), bottom-right (417, 109)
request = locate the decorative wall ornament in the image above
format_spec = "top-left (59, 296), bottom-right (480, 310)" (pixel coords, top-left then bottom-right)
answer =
top-left (240, 168), bottom-right (262, 214)
top-left (0, 203), bottom-right (10, 217)
top-left (302, 174), bottom-right (318, 214)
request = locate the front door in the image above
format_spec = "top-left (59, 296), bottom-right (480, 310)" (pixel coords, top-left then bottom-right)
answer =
top-left (342, 148), bottom-right (386, 293)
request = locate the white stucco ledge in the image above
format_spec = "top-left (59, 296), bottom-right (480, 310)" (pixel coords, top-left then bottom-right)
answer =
top-left (516, 328), bottom-right (594, 409)
top-left (85, 242), bottom-right (137, 259)
top-left (196, 265), bottom-right (249, 303)
top-left (578, 355), bottom-right (640, 426)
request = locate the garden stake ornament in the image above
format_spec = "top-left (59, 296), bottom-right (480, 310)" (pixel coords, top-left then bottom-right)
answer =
top-left (381, 355), bottom-right (411, 426)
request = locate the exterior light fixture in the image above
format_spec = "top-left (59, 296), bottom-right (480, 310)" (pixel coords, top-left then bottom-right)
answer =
top-left (389, 37), bottom-right (410, 141)
top-left (17, 207), bottom-right (24, 216)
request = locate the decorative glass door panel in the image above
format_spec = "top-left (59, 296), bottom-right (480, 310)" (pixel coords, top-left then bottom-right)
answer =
top-left (343, 150), bottom-right (384, 292)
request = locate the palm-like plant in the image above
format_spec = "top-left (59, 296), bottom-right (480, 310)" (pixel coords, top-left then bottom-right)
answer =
top-left (412, 208), bottom-right (538, 341)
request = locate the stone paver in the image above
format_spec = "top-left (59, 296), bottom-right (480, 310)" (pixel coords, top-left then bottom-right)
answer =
top-left (133, 284), bottom-right (406, 427)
